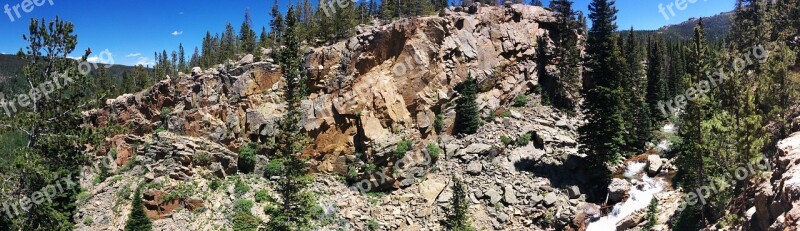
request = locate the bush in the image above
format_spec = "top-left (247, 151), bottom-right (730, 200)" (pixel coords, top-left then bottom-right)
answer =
top-left (233, 199), bottom-right (255, 213)
top-left (83, 216), bottom-right (93, 225)
top-left (364, 163), bottom-right (377, 173)
top-left (193, 151), bottom-right (212, 167)
top-left (516, 133), bottom-right (532, 146)
top-left (426, 143), bottom-right (441, 161)
top-left (231, 211), bottom-right (261, 231)
top-left (499, 110), bottom-right (512, 118)
top-left (434, 114), bottom-right (444, 133)
top-left (159, 107), bottom-right (172, 122)
top-left (238, 143), bottom-right (258, 173)
top-left (162, 183), bottom-right (196, 203)
top-left (210, 178), bottom-right (222, 190)
top-left (500, 135), bottom-right (514, 146)
top-left (393, 139), bottom-right (413, 159)
top-left (513, 94), bottom-right (529, 107)
top-left (234, 177), bottom-right (250, 196)
top-left (264, 158), bottom-right (285, 178)
top-left (347, 166), bottom-right (359, 179)
top-left (368, 219), bottom-right (379, 231)
top-left (254, 190), bottom-right (269, 203)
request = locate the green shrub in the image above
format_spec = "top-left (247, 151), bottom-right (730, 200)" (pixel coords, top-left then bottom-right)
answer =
top-left (264, 158), bottom-right (285, 178)
top-left (434, 114), bottom-right (444, 133)
top-left (234, 177), bottom-right (250, 196)
top-left (231, 212), bottom-right (261, 231)
top-left (368, 219), bottom-right (379, 231)
top-left (513, 94), bottom-right (529, 107)
top-left (238, 143), bottom-right (258, 173)
top-left (499, 110), bottom-right (512, 118)
top-left (159, 107), bottom-right (172, 122)
top-left (347, 166), bottom-right (359, 179)
top-left (193, 151), bottom-right (212, 167)
top-left (83, 216), bottom-right (93, 225)
top-left (516, 133), bottom-right (532, 146)
top-left (254, 190), bottom-right (269, 203)
top-left (500, 135), bottom-right (514, 146)
top-left (426, 143), bottom-right (441, 161)
top-left (210, 178), bottom-right (222, 191)
top-left (393, 139), bottom-right (413, 159)
top-left (162, 183), bottom-right (196, 203)
top-left (364, 163), bottom-right (377, 173)
top-left (233, 199), bottom-right (255, 213)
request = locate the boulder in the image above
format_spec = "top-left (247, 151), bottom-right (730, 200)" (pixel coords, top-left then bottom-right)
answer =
top-left (646, 155), bottom-right (664, 176)
top-left (608, 178), bottom-right (631, 204)
top-left (419, 177), bottom-right (447, 204)
top-left (486, 188), bottom-right (503, 204)
top-left (503, 185), bottom-right (519, 204)
top-left (467, 161), bottom-right (483, 175)
top-left (460, 143), bottom-right (492, 156)
top-left (567, 185), bottom-right (581, 199)
top-left (543, 193), bottom-right (557, 206)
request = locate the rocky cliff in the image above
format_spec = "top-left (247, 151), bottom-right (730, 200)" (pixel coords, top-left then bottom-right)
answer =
top-left (76, 4), bottom-right (594, 231)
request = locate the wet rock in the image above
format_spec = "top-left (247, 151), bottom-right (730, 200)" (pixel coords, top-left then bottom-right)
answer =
top-left (608, 178), bottom-right (631, 204)
top-left (646, 155), bottom-right (664, 176)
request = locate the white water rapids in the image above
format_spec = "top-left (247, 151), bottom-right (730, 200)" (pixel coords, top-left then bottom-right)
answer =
top-left (586, 162), bottom-right (666, 231)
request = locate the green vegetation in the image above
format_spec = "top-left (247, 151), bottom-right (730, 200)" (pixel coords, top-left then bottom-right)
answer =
top-left (513, 94), bottom-right (529, 107)
top-left (455, 74), bottom-right (481, 135)
top-left (643, 198), bottom-right (658, 230)
top-left (516, 133), bottom-right (532, 146)
top-left (443, 175), bottom-right (474, 231)
top-left (500, 135), bottom-right (514, 146)
top-left (255, 190), bottom-right (270, 203)
top-left (264, 159), bottom-right (285, 178)
top-left (368, 219), bottom-right (379, 230)
top-left (234, 177), bottom-right (251, 196)
top-left (193, 151), bottom-right (213, 167)
top-left (426, 143), bottom-right (442, 161)
top-left (231, 199), bottom-right (261, 231)
top-left (238, 143), bottom-right (259, 173)
top-left (124, 185), bottom-right (152, 231)
top-left (393, 139), bottom-right (413, 159)
top-left (434, 113), bottom-right (445, 133)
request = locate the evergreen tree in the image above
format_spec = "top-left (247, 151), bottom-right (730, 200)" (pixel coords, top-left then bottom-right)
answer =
top-left (643, 198), bottom-right (658, 230)
top-left (178, 43), bottom-right (186, 73)
top-left (546, 0), bottom-right (581, 110)
top-left (269, 0), bottom-right (284, 47)
top-left (259, 26), bottom-right (270, 49)
top-left (674, 20), bottom-right (711, 227)
top-left (531, 0), bottom-right (543, 6)
top-left (240, 9), bottom-right (259, 56)
top-left (579, 0), bottom-right (626, 200)
top-left (455, 74), bottom-right (481, 135)
top-left (200, 32), bottom-right (215, 68)
top-left (622, 28), bottom-right (651, 151)
top-left (646, 36), bottom-right (667, 123)
top-left (264, 7), bottom-right (317, 231)
top-left (124, 185), bottom-right (152, 231)
top-left (189, 47), bottom-right (200, 69)
top-left (0, 17), bottom-right (97, 230)
top-left (221, 22), bottom-right (238, 62)
top-left (443, 175), bottom-right (474, 231)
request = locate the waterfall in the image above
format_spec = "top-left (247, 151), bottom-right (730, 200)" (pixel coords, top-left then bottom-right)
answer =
top-left (586, 162), bottom-right (665, 231)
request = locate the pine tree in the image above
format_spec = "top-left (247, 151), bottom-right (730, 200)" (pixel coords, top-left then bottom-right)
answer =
top-left (221, 22), bottom-right (238, 62)
top-left (259, 26), bottom-right (270, 49)
top-left (269, 0), bottom-right (284, 47)
top-left (531, 0), bottom-right (543, 6)
top-left (579, 0), bottom-right (626, 198)
top-left (643, 198), bottom-right (658, 230)
top-left (178, 43), bottom-right (186, 73)
top-left (240, 9), bottom-right (259, 56)
top-left (455, 74), bottom-right (481, 135)
top-left (189, 47), bottom-right (200, 69)
top-left (264, 7), bottom-right (317, 231)
top-left (124, 185), bottom-right (153, 231)
top-left (674, 19), bottom-right (712, 227)
top-left (622, 28), bottom-right (651, 151)
top-left (546, 0), bottom-right (581, 110)
top-left (443, 175), bottom-right (474, 231)
top-left (200, 32), bottom-right (215, 68)
top-left (646, 36), bottom-right (667, 123)
top-left (0, 17), bottom-right (97, 229)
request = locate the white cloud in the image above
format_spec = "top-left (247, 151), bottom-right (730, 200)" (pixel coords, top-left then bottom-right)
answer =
top-left (127, 53), bottom-right (141, 57)
top-left (134, 56), bottom-right (154, 67)
top-left (86, 49), bottom-right (114, 64)
top-left (171, 31), bottom-right (184, 36)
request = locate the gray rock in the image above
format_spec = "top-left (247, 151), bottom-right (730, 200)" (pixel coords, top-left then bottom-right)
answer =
top-left (647, 155), bottom-right (664, 176)
top-left (467, 161), bottom-right (483, 175)
top-left (503, 185), bottom-right (519, 204)
top-left (445, 143), bottom-right (460, 158)
top-left (497, 213), bottom-right (509, 223)
top-left (238, 54), bottom-right (254, 65)
top-left (486, 188), bottom-right (502, 204)
top-left (608, 178), bottom-right (632, 204)
top-left (531, 194), bottom-right (543, 205)
top-left (543, 193), bottom-right (557, 206)
top-left (460, 143), bottom-right (492, 156)
top-left (567, 185), bottom-right (581, 199)
top-left (191, 67), bottom-right (202, 76)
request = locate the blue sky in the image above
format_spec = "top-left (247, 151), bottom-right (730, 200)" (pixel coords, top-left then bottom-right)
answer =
top-left (0, 0), bottom-right (735, 66)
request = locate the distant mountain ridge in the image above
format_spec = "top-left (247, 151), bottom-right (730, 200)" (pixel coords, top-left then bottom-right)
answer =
top-left (656, 11), bottom-right (733, 40)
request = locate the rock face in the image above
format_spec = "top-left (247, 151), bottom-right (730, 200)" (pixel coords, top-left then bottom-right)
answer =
top-left (748, 131), bottom-right (800, 230)
top-left (77, 4), bottom-right (589, 231)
